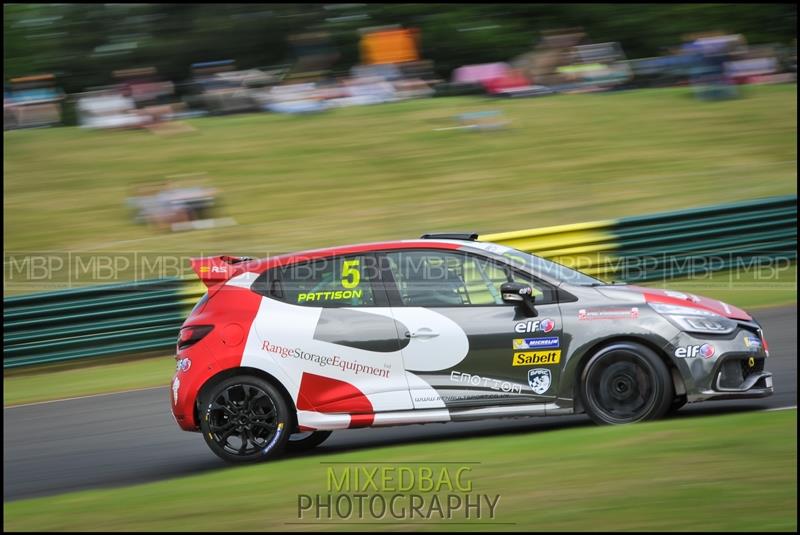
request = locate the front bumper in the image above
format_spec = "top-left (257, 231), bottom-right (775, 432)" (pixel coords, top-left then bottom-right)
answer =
top-left (694, 371), bottom-right (773, 401)
top-left (669, 322), bottom-right (774, 403)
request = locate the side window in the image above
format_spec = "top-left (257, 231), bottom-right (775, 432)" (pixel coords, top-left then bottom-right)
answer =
top-left (385, 251), bottom-right (504, 307)
top-left (263, 255), bottom-right (377, 307)
top-left (384, 250), bottom-right (558, 307)
top-left (507, 269), bottom-right (557, 305)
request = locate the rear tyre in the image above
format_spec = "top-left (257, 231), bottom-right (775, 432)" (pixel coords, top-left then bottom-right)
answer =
top-left (199, 375), bottom-right (292, 463)
top-left (286, 431), bottom-right (333, 452)
top-left (580, 342), bottom-right (673, 425)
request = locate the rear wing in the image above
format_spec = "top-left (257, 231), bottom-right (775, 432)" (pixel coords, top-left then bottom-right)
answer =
top-left (190, 255), bottom-right (253, 289)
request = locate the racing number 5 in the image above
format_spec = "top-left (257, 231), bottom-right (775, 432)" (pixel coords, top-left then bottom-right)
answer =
top-left (341, 259), bottom-right (360, 289)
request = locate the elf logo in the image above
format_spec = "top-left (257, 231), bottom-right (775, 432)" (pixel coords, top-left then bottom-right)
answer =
top-left (514, 318), bottom-right (555, 334)
top-left (674, 343), bottom-right (715, 359)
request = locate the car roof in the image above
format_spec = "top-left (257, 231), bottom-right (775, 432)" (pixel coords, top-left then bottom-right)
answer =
top-left (242, 239), bottom-right (476, 272)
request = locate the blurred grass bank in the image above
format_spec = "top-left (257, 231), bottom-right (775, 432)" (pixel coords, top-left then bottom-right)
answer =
top-left (4, 86), bottom-right (796, 262)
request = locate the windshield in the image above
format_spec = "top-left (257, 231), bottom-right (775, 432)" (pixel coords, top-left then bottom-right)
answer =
top-left (469, 241), bottom-right (607, 286)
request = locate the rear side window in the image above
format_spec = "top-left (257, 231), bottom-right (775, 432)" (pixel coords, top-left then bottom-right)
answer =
top-left (255, 255), bottom-right (378, 307)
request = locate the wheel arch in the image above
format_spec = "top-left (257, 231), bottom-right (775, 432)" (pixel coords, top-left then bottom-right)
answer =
top-left (571, 335), bottom-right (685, 414)
top-left (194, 366), bottom-right (298, 431)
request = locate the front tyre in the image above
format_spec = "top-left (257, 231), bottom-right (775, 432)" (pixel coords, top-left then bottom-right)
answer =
top-left (200, 375), bottom-right (291, 463)
top-left (580, 342), bottom-right (673, 425)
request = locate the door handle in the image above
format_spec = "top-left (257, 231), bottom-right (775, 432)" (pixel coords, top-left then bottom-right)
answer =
top-left (404, 328), bottom-right (440, 339)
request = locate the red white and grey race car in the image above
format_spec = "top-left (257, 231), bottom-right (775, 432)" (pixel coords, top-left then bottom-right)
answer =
top-left (170, 234), bottom-right (773, 462)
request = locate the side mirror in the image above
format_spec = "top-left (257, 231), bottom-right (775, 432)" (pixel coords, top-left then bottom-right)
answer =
top-left (500, 281), bottom-right (537, 316)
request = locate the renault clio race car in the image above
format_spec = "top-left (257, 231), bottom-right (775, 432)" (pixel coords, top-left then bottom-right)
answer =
top-left (171, 234), bottom-right (773, 462)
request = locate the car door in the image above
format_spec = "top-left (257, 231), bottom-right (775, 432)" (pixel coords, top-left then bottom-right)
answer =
top-left (379, 249), bottom-right (564, 410)
top-left (250, 253), bottom-right (415, 416)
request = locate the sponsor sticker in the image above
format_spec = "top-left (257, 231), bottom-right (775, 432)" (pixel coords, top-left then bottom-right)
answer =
top-left (674, 343), bottom-right (715, 359)
top-left (261, 340), bottom-right (390, 379)
top-left (172, 376), bottom-right (180, 405)
top-left (298, 289), bottom-right (363, 303)
top-left (513, 318), bottom-right (555, 334)
top-left (578, 307), bottom-right (639, 320)
top-left (744, 336), bottom-right (762, 352)
top-left (528, 368), bottom-right (551, 394)
top-left (450, 371), bottom-right (522, 394)
top-left (176, 357), bottom-right (191, 373)
top-left (513, 337), bottom-right (559, 350)
top-left (512, 350), bottom-right (561, 366)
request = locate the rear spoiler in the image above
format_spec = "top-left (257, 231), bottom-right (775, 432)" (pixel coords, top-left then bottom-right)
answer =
top-left (190, 255), bottom-right (253, 289)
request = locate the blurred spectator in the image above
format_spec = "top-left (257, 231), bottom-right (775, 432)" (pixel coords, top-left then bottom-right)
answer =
top-left (683, 32), bottom-right (745, 100)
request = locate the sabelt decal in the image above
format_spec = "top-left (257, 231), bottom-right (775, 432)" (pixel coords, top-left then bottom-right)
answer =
top-left (528, 368), bottom-right (551, 394)
top-left (512, 350), bottom-right (561, 366)
top-left (578, 307), bottom-right (639, 320)
top-left (514, 318), bottom-right (555, 334)
top-left (674, 343), bottom-right (715, 359)
top-left (513, 337), bottom-right (559, 350)
top-left (450, 371), bottom-right (522, 394)
top-left (261, 340), bottom-right (390, 379)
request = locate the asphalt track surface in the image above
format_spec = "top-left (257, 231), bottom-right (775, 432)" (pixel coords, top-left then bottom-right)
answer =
top-left (4, 305), bottom-right (796, 502)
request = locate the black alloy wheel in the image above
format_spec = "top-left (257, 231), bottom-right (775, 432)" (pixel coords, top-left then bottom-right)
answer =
top-left (200, 376), bottom-right (291, 463)
top-left (581, 342), bottom-right (673, 425)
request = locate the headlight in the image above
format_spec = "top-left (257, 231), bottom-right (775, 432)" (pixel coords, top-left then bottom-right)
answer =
top-left (650, 303), bottom-right (737, 335)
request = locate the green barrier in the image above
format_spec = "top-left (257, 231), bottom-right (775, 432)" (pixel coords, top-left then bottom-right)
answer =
top-left (483, 195), bottom-right (796, 283)
top-left (3, 195), bottom-right (796, 369)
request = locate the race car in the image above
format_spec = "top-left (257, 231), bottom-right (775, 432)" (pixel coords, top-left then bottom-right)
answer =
top-left (171, 233), bottom-right (773, 462)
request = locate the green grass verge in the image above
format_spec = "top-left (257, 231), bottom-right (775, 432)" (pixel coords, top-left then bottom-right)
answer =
top-left (3, 410), bottom-right (796, 531)
top-left (2, 354), bottom-right (173, 406)
top-left (3, 85), bottom-right (797, 293)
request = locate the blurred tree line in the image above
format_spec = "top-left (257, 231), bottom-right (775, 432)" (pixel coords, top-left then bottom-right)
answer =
top-left (4, 3), bottom-right (797, 94)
